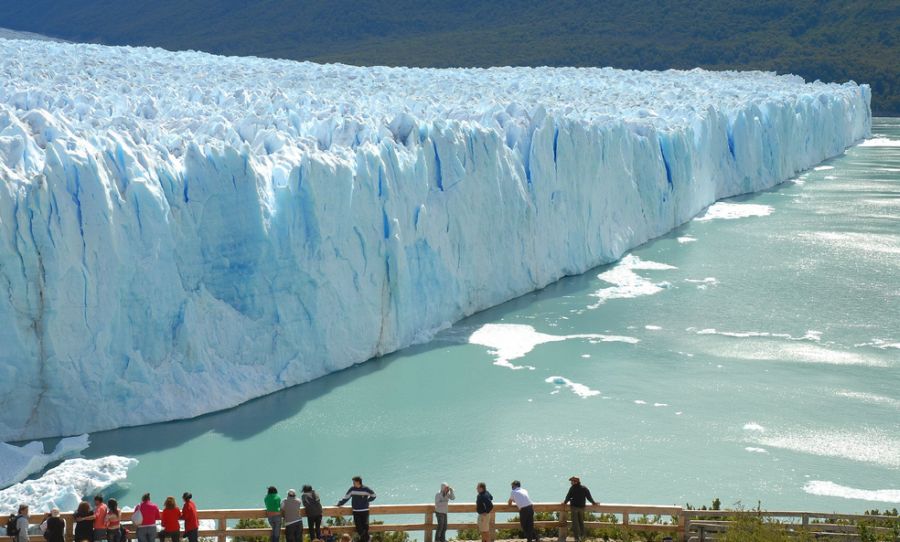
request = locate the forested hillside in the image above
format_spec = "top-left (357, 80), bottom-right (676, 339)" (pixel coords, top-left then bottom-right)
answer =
top-left (0, 0), bottom-right (896, 114)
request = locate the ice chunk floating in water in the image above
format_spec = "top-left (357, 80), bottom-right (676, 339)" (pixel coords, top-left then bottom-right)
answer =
top-left (0, 456), bottom-right (137, 512)
top-left (0, 434), bottom-right (89, 488)
top-left (469, 323), bottom-right (636, 370)
top-left (0, 38), bottom-right (871, 439)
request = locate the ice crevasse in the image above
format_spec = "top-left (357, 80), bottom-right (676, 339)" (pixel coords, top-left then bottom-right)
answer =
top-left (0, 38), bottom-right (871, 440)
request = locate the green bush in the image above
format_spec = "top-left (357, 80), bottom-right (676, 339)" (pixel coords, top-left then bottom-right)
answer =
top-left (234, 518), bottom-right (269, 542)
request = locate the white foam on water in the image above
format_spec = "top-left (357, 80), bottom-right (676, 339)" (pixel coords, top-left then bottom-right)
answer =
top-left (855, 339), bottom-right (900, 350)
top-left (653, 402), bottom-right (668, 407)
top-left (645, 325), bottom-right (662, 330)
top-left (0, 456), bottom-right (137, 512)
top-left (685, 277), bottom-right (718, 289)
top-left (814, 165), bottom-right (835, 171)
top-left (545, 376), bottom-right (601, 398)
top-left (745, 447), bottom-right (768, 453)
top-left (694, 202), bottom-right (774, 221)
top-left (803, 481), bottom-right (900, 504)
top-left (753, 428), bottom-right (900, 468)
top-left (589, 255), bottom-right (676, 307)
top-left (690, 328), bottom-right (821, 341)
top-left (580, 354), bottom-right (591, 358)
top-left (743, 422), bottom-right (766, 432)
top-left (836, 391), bottom-right (900, 409)
top-left (634, 400), bottom-right (647, 405)
top-left (677, 236), bottom-right (697, 243)
top-left (858, 137), bottom-right (900, 147)
top-left (469, 323), bottom-right (636, 370)
top-left (717, 341), bottom-right (886, 367)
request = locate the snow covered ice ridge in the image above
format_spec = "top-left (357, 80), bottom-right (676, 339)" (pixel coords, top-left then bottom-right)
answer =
top-left (0, 39), bottom-right (871, 439)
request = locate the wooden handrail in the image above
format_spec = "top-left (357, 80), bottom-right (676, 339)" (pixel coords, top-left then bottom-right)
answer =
top-left (3, 502), bottom-right (896, 542)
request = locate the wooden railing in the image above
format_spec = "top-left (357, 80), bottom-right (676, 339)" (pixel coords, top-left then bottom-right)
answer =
top-left (4, 503), bottom-right (897, 542)
top-left (682, 509), bottom-right (900, 541)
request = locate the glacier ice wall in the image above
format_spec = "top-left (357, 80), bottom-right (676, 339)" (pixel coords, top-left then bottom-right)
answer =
top-left (0, 39), bottom-right (870, 439)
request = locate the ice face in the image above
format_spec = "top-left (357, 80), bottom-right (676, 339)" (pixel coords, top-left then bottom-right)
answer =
top-left (0, 38), bottom-right (871, 440)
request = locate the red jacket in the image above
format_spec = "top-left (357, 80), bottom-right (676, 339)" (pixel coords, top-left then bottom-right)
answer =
top-left (181, 501), bottom-right (199, 531)
top-left (161, 508), bottom-right (181, 532)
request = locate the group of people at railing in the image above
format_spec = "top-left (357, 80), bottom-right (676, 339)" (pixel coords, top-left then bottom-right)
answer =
top-left (6, 476), bottom-right (598, 542)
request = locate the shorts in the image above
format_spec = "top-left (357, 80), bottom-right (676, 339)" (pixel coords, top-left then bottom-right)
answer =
top-left (477, 513), bottom-right (493, 533)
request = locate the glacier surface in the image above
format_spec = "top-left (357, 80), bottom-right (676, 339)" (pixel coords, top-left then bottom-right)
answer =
top-left (0, 38), bottom-right (871, 439)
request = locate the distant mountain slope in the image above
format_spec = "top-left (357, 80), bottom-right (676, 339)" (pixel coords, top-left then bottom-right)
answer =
top-left (0, 0), bottom-right (896, 115)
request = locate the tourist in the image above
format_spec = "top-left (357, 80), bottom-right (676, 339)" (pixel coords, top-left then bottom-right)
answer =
top-left (265, 486), bottom-right (282, 542)
top-left (561, 476), bottom-right (596, 542)
top-left (336, 476), bottom-right (376, 542)
top-left (92, 495), bottom-right (109, 542)
top-left (507, 481), bottom-right (536, 542)
top-left (281, 489), bottom-right (303, 542)
top-left (135, 493), bottom-right (161, 542)
top-left (106, 499), bottom-right (122, 542)
top-left (301, 485), bottom-right (322, 540)
top-left (320, 525), bottom-right (335, 542)
top-left (475, 483), bottom-right (493, 542)
top-left (41, 508), bottom-right (65, 542)
top-left (182, 493), bottom-right (199, 542)
top-left (160, 497), bottom-right (181, 542)
top-left (75, 502), bottom-right (94, 542)
top-left (339, 535), bottom-right (351, 542)
top-left (13, 505), bottom-right (29, 542)
top-left (434, 483), bottom-right (455, 542)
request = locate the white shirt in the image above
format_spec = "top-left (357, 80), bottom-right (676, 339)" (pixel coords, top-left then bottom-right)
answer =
top-left (509, 487), bottom-right (533, 509)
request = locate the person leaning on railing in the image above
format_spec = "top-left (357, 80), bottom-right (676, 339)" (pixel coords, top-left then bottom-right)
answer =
top-left (336, 476), bottom-right (376, 542)
top-left (561, 477), bottom-right (596, 542)
top-left (181, 493), bottom-right (199, 542)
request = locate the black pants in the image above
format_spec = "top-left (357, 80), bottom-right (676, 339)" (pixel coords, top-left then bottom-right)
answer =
top-left (285, 522), bottom-right (303, 542)
top-left (184, 530), bottom-right (198, 542)
top-left (519, 505), bottom-right (536, 542)
top-left (352, 511), bottom-right (369, 542)
top-left (160, 531), bottom-right (181, 542)
top-left (306, 516), bottom-right (322, 541)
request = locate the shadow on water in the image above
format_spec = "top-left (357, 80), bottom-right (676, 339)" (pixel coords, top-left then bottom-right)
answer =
top-left (84, 206), bottom-right (713, 458)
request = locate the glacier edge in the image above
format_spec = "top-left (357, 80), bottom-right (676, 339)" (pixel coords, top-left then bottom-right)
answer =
top-left (0, 39), bottom-right (872, 440)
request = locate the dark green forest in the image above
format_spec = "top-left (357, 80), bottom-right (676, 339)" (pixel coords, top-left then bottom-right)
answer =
top-left (1, 0), bottom-right (897, 115)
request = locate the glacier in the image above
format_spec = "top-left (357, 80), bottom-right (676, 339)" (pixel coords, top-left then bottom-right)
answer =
top-left (0, 38), bottom-right (871, 440)
top-left (0, 434), bottom-right (88, 489)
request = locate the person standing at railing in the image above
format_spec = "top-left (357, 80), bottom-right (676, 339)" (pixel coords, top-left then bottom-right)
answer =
top-left (106, 499), bottom-right (122, 542)
top-left (507, 481), bottom-right (536, 542)
top-left (40, 508), bottom-right (65, 542)
top-left (11, 504), bottom-right (29, 542)
top-left (134, 493), bottom-right (161, 542)
top-left (91, 495), bottom-right (109, 542)
top-left (561, 476), bottom-right (596, 542)
top-left (181, 493), bottom-right (199, 542)
top-left (336, 476), bottom-right (376, 542)
top-left (265, 487), bottom-right (283, 542)
top-left (281, 489), bottom-right (303, 542)
top-left (160, 497), bottom-right (182, 542)
top-left (434, 483), bottom-right (454, 542)
top-left (301, 485), bottom-right (323, 541)
top-left (475, 483), bottom-right (493, 542)
top-left (75, 502), bottom-right (95, 542)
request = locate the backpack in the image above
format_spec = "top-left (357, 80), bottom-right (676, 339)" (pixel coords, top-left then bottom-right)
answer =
top-left (6, 514), bottom-right (20, 537)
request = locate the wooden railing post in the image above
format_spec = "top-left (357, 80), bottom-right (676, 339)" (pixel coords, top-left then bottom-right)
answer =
top-left (678, 509), bottom-right (687, 542)
top-left (217, 517), bottom-right (227, 542)
top-left (490, 511), bottom-right (496, 542)
top-left (64, 514), bottom-right (74, 542)
top-left (424, 506), bottom-right (433, 542)
top-left (557, 507), bottom-right (568, 542)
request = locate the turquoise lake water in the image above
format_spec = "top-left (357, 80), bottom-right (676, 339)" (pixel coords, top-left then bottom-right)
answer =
top-left (79, 119), bottom-right (899, 515)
